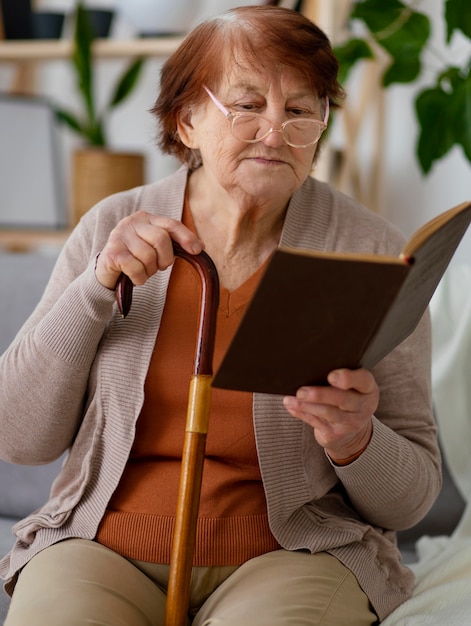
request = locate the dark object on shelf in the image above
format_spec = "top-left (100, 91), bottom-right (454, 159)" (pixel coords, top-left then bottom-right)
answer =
top-left (85, 8), bottom-right (114, 38)
top-left (0, 0), bottom-right (33, 39)
top-left (31, 11), bottom-right (65, 40)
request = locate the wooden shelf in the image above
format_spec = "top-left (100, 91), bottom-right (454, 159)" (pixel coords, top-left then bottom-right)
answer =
top-left (0, 228), bottom-right (70, 252)
top-left (0, 37), bottom-right (184, 62)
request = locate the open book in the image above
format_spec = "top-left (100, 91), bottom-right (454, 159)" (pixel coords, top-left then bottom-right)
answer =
top-left (212, 201), bottom-right (471, 396)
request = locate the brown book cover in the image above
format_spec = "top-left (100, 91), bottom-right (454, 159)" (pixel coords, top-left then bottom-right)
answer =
top-left (212, 201), bottom-right (471, 396)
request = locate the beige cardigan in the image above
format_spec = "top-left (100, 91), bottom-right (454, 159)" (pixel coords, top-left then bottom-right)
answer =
top-left (0, 167), bottom-right (441, 620)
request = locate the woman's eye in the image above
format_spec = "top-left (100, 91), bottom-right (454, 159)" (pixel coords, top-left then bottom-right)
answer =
top-left (289, 108), bottom-right (309, 116)
top-left (236, 103), bottom-right (260, 112)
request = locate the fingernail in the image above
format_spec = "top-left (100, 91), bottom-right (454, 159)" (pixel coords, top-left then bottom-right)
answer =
top-left (328, 371), bottom-right (339, 384)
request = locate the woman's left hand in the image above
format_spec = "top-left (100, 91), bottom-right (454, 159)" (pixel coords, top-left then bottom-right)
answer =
top-left (283, 368), bottom-right (379, 464)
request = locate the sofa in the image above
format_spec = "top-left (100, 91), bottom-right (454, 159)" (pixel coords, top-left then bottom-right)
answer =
top-left (0, 251), bottom-right (64, 623)
top-left (0, 251), bottom-right (467, 624)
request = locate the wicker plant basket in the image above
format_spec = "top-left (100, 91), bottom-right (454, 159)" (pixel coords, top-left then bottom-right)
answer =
top-left (72, 149), bottom-right (145, 225)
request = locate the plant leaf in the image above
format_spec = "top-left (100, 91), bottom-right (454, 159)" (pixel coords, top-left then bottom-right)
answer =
top-left (445, 0), bottom-right (471, 42)
top-left (333, 39), bottom-right (374, 84)
top-left (377, 12), bottom-right (430, 58)
top-left (54, 108), bottom-right (84, 134)
top-left (438, 65), bottom-right (464, 90)
top-left (383, 58), bottom-right (421, 86)
top-left (415, 87), bottom-right (456, 173)
top-left (351, 0), bottom-right (405, 33)
top-left (451, 69), bottom-right (471, 160)
top-left (352, 0), bottom-right (430, 85)
top-left (86, 120), bottom-right (107, 147)
top-left (108, 58), bottom-right (145, 109)
top-left (378, 13), bottom-right (429, 84)
top-left (73, 3), bottom-right (95, 130)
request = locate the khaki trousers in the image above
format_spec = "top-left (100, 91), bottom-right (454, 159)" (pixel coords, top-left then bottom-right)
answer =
top-left (5, 539), bottom-right (378, 626)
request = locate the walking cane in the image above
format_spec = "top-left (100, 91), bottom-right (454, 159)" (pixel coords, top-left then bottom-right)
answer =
top-left (116, 242), bottom-right (220, 626)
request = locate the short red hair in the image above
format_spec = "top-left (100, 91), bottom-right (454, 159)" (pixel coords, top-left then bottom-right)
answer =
top-left (151, 5), bottom-right (345, 167)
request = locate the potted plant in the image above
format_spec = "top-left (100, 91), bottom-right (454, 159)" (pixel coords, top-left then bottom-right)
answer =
top-left (333, 0), bottom-right (471, 175)
top-left (55, 2), bottom-right (145, 224)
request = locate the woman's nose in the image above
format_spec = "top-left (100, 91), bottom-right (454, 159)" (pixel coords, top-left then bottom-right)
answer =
top-left (261, 126), bottom-right (286, 148)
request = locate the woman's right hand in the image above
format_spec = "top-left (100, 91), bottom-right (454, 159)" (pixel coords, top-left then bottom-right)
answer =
top-left (95, 211), bottom-right (204, 289)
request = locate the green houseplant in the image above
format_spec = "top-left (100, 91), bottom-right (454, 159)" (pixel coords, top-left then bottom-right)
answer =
top-left (56, 1), bottom-right (144, 146)
top-left (333, 0), bottom-right (471, 174)
top-left (55, 2), bottom-right (146, 223)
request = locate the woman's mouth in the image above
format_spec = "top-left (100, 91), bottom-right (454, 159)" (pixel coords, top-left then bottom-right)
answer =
top-left (250, 156), bottom-right (286, 165)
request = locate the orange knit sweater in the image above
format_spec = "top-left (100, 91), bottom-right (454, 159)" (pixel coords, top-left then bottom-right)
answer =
top-left (97, 207), bottom-right (279, 565)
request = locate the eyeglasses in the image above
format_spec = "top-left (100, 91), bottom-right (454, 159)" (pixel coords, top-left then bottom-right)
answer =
top-left (203, 85), bottom-right (329, 149)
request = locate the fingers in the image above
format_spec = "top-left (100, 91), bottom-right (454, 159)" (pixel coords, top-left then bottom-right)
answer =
top-left (327, 368), bottom-right (377, 395)
top-left (95, 212), bottom-right (204, 289)
top-left (285, 374), bottom-right (376, 415)
top-left (283, 368), bottom-right (378, 460)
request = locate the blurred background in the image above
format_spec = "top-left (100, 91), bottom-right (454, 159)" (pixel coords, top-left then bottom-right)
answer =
top-left (0, 0), bottom-right (469, 262)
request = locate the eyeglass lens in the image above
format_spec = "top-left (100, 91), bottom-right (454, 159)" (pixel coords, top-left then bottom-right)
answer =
top-left (231, 115), bottom-right (323, 147)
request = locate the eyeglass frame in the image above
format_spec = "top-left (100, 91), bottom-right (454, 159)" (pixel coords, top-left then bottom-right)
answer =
top-left (203, 85), bottom-right (329, 149)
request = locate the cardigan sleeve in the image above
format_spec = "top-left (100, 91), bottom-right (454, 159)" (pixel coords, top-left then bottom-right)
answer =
top-left (331, 309), bottom-right (442, 530)
top-left (0, 171), bottom-right (188, 466)
top-left (0, 219), bottom-right (117, 465)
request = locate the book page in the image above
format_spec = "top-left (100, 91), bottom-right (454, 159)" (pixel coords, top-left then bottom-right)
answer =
top-left (403, 201), bottom-right (471, 257)
top-left (362, 206), bottom-right (471, 368)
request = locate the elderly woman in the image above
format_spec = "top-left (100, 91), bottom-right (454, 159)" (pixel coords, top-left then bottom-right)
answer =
top-left (0, 6), bottom-right (440, 626)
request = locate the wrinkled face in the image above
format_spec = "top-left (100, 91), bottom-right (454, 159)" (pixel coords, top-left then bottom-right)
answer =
top-left (177, 61), bottom-right (323, 204)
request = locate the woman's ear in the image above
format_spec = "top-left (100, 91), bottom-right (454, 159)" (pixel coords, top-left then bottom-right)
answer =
top-left (176, 108), bottom-right (198, 149)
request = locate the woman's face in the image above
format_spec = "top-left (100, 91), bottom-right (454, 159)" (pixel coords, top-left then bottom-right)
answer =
top-left (177, 64), bottom-right (323, 206)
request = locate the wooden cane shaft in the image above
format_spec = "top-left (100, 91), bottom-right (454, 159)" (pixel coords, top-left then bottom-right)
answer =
top-left (185, 375), bottom-right (213, 433)
top-left (165, 375), bottom-right (213, 626)
top-left (115, 246), bottom-right (219, 625)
